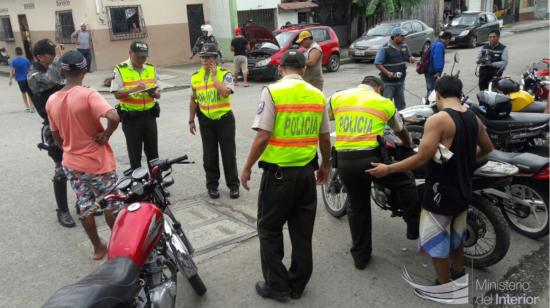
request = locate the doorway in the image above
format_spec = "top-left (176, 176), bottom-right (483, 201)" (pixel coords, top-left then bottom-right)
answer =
top-left (186, 4), bottom-right (205, 52)
top-left (17, 14), bottom-right (32, 61)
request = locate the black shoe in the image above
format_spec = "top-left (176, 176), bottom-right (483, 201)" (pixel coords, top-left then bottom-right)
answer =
top-left (94, 208), bottom-right (104, 216)
top-left (57, 210), bottom-right (76, 228)
top-left (290, 291), bottom-right (303, 299)
top-left (354, 261), bottom-right (368, 270)
top-left (406, 220), bottom-right (419, 240)
top-left (208, 188), bottom-right (220, 199)
top-left (255, 281), bottom-right (289, 302)
top-left (450, 268), bottom-right (466, 280)
top-left (230, 188), bottom-right (240, 199)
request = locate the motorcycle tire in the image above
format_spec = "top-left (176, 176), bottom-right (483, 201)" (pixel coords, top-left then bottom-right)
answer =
top-left (501, 178), bottom-right (549, 239)
top-left (188, 274), bottom-right (207, 296)
top-left (465, 194), bottom-right (511, 268)
top-left (322, 166), bottom-right (348, 218)
top-left (405, 125), bottom-right (424, 146)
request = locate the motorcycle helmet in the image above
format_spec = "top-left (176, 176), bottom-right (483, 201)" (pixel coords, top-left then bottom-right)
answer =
top-left (496, 78), bottom-right (520, 95)
top-left (477, 91), bottom-right (512, 119)
top-left (200, 24), bottom-right (213, 36)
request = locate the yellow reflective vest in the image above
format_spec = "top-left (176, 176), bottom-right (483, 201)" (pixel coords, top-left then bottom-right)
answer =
top-left (116, 59), bottom-right (157, 111)
top-left (191, 66), bottom-right (232, 120)
top-left (260, 78), bottom-right (326, 167)
top-left (330, 86), bottom-right (395, 151)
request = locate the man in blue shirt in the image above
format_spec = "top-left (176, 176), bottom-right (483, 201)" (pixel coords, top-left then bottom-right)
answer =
top-left (375, 27), bottom-right (416, 110)
top-left (9, 47), bottom-right (34, 112)
top-left (425, 32), bottom-right (452, 96)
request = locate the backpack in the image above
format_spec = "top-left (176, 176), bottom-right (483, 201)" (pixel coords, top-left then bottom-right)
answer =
top-left (416, 44), bottom-right (431, 75)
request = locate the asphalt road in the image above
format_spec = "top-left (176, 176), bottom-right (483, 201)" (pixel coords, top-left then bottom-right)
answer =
top-left (0, 29), bottom-right (548, 308)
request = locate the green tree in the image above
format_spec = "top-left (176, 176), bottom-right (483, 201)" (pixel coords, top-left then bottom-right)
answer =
top-left (352, 0), bottom-right (422, 16)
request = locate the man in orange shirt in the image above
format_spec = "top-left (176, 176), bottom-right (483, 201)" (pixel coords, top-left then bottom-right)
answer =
top-left (46, 51), bottom-right (121, 260)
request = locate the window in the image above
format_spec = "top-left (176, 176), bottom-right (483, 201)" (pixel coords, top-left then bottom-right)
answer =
top-left (55, 10), bottom-right (75, 44)
top-left (107, 5), bottom-right (147, 41)
top-left (487, 14), bottom-right (497, 23)
top-left (412, 22), bottom-right (423, 33)
top-left (311, 28), bottom-right (328, 42)
top-left (0, 15), bottom-right (14, 41)
top-left (401, 23), bottom-right (413, 34)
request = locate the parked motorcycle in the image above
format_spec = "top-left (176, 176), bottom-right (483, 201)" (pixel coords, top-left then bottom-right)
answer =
top-left (43, 155), bottom-right (206, 308)
top-left (521, 64), bottom-right (550, 103)
top-left (322, 131), bottom-right (515, 268)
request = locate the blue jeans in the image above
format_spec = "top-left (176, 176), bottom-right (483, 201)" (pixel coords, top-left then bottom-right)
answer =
top-left (425, 72), bottom-right (438, 97)
top-left (382, 82), bottom-right (406, 110)
top-left (77, 48), bottom-right (92, 72)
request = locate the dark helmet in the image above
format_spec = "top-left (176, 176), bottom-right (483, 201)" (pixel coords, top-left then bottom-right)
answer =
top-left (32, 39), bottom-right (56, 57)
top-left (199, 43), bottom-right (218, 57)
top-left (60, 50), bottom-right (87, 71)
top-left (477, 91), bottom-right (512, 119)
top-left (495, 78), bottom-right (520, 95)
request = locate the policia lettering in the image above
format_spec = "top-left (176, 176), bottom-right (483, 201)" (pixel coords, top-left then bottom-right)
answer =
top-left (283, 115), bottom-right (319, 136)
top-left (338, 115), bottom-right (373, 134)
top-left (191, 66), bottom-right (232, 120)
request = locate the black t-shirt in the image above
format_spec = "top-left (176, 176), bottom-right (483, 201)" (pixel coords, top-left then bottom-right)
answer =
top-left (231, 37), bottom-right (248, 56)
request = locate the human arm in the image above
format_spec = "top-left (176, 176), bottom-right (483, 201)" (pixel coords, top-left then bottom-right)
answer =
top-left (368, 114), bottom-right (443, 177)
top-left (476, 116), bottom-right (493, 157)
top-left (112, 68), bottom-right (147, 99)
top-left (240, 129), bottom-right (271, 190)
top-left (317, 132), bottom-right (331, 184)
top-left (407, 45), bottom-right (416, 63)
top-left (189, 89), bottom-right (198, 135)
top-left (209, 64), bottom-right (232, 97)
top-left (491, 47), bottom-right (508, 69)
top-left (8, 67), bottom-right (14, 86)
top-left (93, 109), bottom-right (120, 144)
top-left (306, 48), bottom-right (322, 67)
top-left (432, 44), bottom-right (445, 74)
top-left (374, 48), bottom-right (396, 78)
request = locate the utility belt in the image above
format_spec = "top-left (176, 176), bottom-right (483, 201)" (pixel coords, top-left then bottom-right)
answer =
top-left (332, 147), bottom-right (381, 169)
top-left (259, 157), bottom-right (319, 178)
top-left (116, 103), bottom-right (160, 122)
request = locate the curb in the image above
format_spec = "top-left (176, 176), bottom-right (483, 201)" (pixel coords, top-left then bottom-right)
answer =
top-left (504, 24), bottom-right (549, 34)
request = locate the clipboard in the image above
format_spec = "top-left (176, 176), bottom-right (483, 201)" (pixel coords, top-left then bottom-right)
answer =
top-left (134, 86), bottom-right (158, 94)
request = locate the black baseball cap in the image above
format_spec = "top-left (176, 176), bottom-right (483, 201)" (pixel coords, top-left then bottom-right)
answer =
top-left (32, 39), bottom-right (56, 57)
top-left (130, 40), bottom-right (149, 57)
top-left (280, 50), bottom-right (306, 68)
top-left (60, 50), bottom-right (87, 71)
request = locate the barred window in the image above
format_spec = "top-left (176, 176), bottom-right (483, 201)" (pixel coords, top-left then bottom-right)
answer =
top-left (55, 10), bottom-right (75, 44)
top-left (107, 5), bottom-right (147, 41)
top-left (0, 15), bottom-right (14, 41)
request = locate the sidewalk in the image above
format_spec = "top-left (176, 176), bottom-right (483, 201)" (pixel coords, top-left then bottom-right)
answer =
top-left (502, 18), bottom-right (549, 34)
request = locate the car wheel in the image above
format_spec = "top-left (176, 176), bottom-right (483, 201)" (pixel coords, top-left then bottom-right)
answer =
top-left (326, 53), bottom-right (340, 72)
top-left (468, 35), bottom-right (477, 48)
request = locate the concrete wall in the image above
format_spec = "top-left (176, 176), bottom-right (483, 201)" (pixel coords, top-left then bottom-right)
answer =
top-left (236, 0), bottom-right (278, 11)
top-left (208, 0), bottom-right (233, 60)
top-left (277, 9), bottom-right (298, 27)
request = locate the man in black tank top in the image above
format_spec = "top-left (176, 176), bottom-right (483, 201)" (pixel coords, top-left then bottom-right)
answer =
top-left (368, 76), bottom-right (493, 285)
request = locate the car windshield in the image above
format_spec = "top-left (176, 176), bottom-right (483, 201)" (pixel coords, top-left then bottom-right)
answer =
top-left (451, 15), bottom-right (477, 26)
top-left (275, 32), bottom-right (295, 47)
top-left (255, 42), bottom-right (279, 50)
top-left (366, 24), bottom-right (395, 36)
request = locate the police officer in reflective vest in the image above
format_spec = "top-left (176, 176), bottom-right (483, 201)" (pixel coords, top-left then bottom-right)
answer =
top-left (28, 39), bottom-right (75, 227)
top-left (241, 50), bottom-right (331, 301)
top-left (189, 43), bottom-right (240, 199)
top-left (112, 41), bottom-right (160, 170)
top-left (329, 76), bottom-right (416, 269)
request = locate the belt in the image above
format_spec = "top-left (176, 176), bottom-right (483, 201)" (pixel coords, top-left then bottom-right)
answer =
top-left (258, 158), bottom-right (318, 172)
top-left (336, 149), bottom-right (379, 159)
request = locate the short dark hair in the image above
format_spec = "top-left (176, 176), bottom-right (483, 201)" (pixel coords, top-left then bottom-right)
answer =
top-left (489, 29), bottom-right (500, 37)
top-left (434, 75), bottom-right (463, 99)
top-left (362, 75), bottom-right (384, 90)
top-left (15, 47), bottom-right (23, 55)
top-left (440, 32), bottom-right (452, 40)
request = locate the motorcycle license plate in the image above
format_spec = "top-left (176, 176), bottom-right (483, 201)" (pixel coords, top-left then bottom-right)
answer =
top-left (355, 50), bottom-right (365, 56)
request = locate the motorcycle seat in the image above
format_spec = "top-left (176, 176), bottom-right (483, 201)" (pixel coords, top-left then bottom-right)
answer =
top-left (42, 257), bottom-right (139, 308)
top-left (521, 101), bottom-right (547, 113)
top-left (472, 104), bottom-right (549, 131)
top-left (488, 150), bottom-right (549, 174)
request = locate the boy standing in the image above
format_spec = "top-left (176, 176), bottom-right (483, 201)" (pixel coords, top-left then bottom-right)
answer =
top-left (9, 47), bottom-right (34, 112)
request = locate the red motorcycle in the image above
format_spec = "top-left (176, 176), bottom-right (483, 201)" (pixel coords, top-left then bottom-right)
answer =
top-left (43, 155), bottom-right (206, 308)
top-left (522, 59), bottom-right (550, 105)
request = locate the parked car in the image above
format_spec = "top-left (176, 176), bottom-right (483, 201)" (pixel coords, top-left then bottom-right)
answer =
top-left (443, 11), bottom-right (500, 48)
top-left (348, 20), bottom-right (434, 63)
top-left (245, 24), bottom-right (341, 80)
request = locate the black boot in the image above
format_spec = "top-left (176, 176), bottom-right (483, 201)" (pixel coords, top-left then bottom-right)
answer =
top-left (53, 177), bottom-right (75, 228)
top-left (406, 219), bottom-right (419, 240)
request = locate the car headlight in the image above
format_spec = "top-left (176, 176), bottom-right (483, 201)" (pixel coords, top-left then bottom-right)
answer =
top-left (459, 30), bottom-right (470, 37)
top-left (350, 43), bottom-right (356, 49)
top-left (256, 57), bottom-right (271, 67)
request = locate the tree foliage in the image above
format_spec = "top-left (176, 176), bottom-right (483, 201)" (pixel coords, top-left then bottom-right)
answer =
top-left (352, 0), bottom-right (422, 16)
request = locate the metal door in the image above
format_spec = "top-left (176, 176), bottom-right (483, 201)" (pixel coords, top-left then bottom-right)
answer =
top-left (17, 14), bottom-right (32, 61)
top-left (187, 4), bottom-right (205, 51)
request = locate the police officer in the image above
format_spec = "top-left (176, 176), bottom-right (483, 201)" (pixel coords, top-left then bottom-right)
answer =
top-left (240, 50), bottom-right (331, 301)
top-left (374, 27), bottom-right (416, 111)
top-left (112, 41), bottom-right (160, 170)
top-left (189, 43), bottom-right (240, 199)
top-left (328, 76), bottom-right (417, 269)
top-left (477, 29), bottom-right (508, 90)
top-left (28, 39), bottom-right (75, 228)
top-left (190, 24), bottom-right (223, 61)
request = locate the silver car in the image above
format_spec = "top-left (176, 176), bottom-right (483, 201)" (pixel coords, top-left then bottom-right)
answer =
top-left (349, 20), bottom-right (435, 63)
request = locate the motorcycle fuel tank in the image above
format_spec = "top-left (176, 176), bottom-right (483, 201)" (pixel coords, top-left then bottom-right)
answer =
top-left (108, 202), bottom-right (164, 267)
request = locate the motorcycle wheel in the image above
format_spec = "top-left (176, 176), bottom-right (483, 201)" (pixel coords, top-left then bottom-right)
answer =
top-left (501, 178), bottom-right (549, 239)
top-left (321, 165), bottom-right (348, 218)
top-left (464, 194), bottom-right (510, 268)
top-left (405, 125), bottom-right (424, 146)
top-left (188, 274), bottom-right (207, 296)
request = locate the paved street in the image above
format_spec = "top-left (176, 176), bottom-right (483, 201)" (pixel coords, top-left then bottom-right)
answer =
top-left (0, 29), bottom-right (548, 308)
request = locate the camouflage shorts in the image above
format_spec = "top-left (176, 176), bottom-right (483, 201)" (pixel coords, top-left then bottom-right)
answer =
top-left (64, 167), bottom-right (121, 216)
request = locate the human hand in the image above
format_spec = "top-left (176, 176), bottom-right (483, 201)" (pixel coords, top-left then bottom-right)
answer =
top-left (409, 57), bottom-right (416, 64)
top-left (366, 162), bottom-right (391, 178)
top-left (241, 168), bottom-right (251, 191)
top-left (55, 44), bottom-right (65, 57)
top-left (209, 63), bottom-right (217, 76)
top-left (93, 131), bottom-right (111, 145)
top-left (316, 165), bottom-right (329, 185)
top-left (134, 81), bottom-right (146, 92)
top-left (386, 71), bottom-right (395, 79)
top-left (8, 79), bottom-right (12, 86)
top-left (189, 121), bottom-right (196, 135)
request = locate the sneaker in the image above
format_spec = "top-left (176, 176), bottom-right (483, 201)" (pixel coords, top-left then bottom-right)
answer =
top-left (255, 281), bottom-right (289, 302)
top-left (208, 188), bottom-right (220, 199)
top-left (29, 109), bottom-right (35, 113)
top-left (230, 188), bottom-right (240, 199)
top-left (57, 209), bottom-right (76, 228)
top-left (24, 108), bottom-right (30, 113)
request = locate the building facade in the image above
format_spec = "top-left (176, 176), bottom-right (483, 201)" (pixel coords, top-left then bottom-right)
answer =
top-left (0, 0), bottom-right (209, 70)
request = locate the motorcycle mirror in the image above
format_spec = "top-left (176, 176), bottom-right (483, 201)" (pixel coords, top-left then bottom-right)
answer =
top-left (132, 167), bottom-right (148, 180)
top-left (454, 53), bottom-right (460, 63)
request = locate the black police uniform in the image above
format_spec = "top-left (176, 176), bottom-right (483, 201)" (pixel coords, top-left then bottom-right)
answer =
top-left (478, 43), bottom-right (507, 90)
top-left (192, 35), bottom-right (223, 59)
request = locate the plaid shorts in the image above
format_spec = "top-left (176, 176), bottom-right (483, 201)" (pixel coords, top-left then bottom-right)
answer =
top-left (64, 167), bottom-right (121, 216)
top-left (418, 209), bottom-right (468, 259)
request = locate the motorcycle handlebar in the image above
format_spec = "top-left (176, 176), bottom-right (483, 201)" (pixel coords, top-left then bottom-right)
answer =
top-left (168, 155), bottom-right (188, 165)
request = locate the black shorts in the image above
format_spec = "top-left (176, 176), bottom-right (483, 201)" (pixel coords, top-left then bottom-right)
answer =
top-left (17, 80), bottom-right (30, 93)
